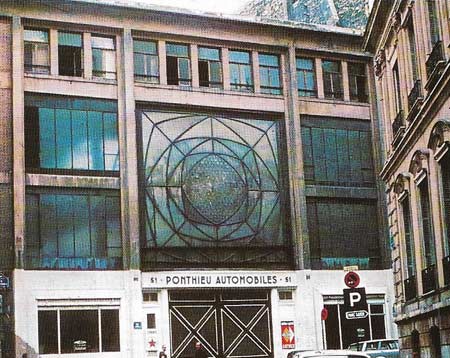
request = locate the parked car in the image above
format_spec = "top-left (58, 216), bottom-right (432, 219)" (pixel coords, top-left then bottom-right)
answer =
top-left (287, 350), bottom-right (370, 358)
top-left (348, 339), bottom-right (399, 358)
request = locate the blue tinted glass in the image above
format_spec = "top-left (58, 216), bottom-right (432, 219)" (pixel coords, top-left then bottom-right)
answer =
top-left (166, 43), bottom-right (189, 57)
top-left (103, 113), bottom-right (119, 171)
top-left (229, 50), bottom-right (250, 64)
top-left (58, 32), bottom-right (82, 47)
top-left (259, 54), bottom-right (278, 67)
top-left (106, 196), bottom-right (121, 257)
top-left (134, 40), bottom-right (157, 54)
top-left (198, 47), bottom-right (220, 61)
top-left (296, 58), bottom-right (313, 70)
top-left (90, 195), bottom-right (106, 257)
top-left (322, 60), bottom-right (340, 72)
top-left (39, 108), bottom-right (56, 168)
top-left (24, 29), bottom-right (48, 43)
top-left (73, 195), bottom-right (90, 257)
top-left (72, 110), bottom-right (89, 169)
top-left (40, 194), bottom-right (57, 256)
top-left (56, 194), bottom-right (74, 257)
top-left (269, 68), bottom-right (280, 87)
top-left (134, 53), bottom-right (146, 75)
top-left (88, 111), bottom-right (104, 170)
top-left (92, 48), bottom-right (103, 73)
top-left (55, 109), bottom-right (72, 169)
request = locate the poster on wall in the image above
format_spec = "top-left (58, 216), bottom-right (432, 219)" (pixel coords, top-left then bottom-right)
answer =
top-left (281, 321), bottom-right (295, 349)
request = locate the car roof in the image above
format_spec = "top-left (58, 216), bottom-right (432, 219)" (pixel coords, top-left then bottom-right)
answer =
top-left (357, 339), bottom-right (398, 343)
top-left (295, 350), bottom-right (370, 357)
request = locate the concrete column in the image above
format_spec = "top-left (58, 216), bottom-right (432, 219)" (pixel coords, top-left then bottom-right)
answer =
top-left (190, 44), bottom-right (199, 88)
top-left (252, 50), bottom-right (260, 94)
top-left (284, 44), bottom-right (309, 269)
top-left (12, 16), bottom-right (25, 268)
top-left (341, 61), bottom-right (350, 101)
top-left (118, 29), bottom-right (140, 270)
top-left (315, 58), bottom-right (324, 99)
top-left (158, 40), bottom-right (167, 85)
top-left (83, 32), bottom-right (92, 78)
top-left (49, 29), bottom-right (58, 75)
top-left (221, 47), bottom-right (230, 91)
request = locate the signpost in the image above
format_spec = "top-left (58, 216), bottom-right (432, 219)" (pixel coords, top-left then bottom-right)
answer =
top-left (281, 321), bottom-right (295, 349)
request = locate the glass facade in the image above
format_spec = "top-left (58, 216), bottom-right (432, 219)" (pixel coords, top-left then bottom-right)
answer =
top-left (25, 191), bottom-right (122, 270)
top-left (25, 95), bottom-right (119, 174)
top-left (140, 110), bottom-right (290, 268)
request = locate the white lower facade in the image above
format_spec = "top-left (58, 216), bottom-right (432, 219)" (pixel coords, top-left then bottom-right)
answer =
top-left (14, 269), bottom-right (396, 358)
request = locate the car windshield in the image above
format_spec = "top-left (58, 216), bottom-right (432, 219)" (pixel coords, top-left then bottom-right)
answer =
top-left (304, 355), bottom-right (364, 358)
top-left (380, 340), bottom-right (399, 350)
top-left (348, 343), bottom-right (363, 351)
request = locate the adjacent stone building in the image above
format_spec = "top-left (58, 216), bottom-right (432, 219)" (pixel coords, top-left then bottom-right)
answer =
top-left (0, 1), bottom-right (394, 357)
top-left (364, 0), bottom-right (450, 356)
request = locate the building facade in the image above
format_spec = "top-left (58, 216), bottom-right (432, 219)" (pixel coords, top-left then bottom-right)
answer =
top-left (364, 0), bottom-right (450, 357)
top-left (0, 1), bottom-right (394, 357)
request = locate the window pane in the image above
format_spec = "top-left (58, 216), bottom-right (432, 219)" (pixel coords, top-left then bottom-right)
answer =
top-left (199, 47), bottom-right (220, 61)
top-left (241, 64), bottom-right (252, 86)
top-left (260, 68), bottom-right (269, 87)
top-left (60, 310), bottom-right (99, 353)
top-left (150, 56), bottom-right (159, 77)
top-left (178, 58), bottom-right (191, 81)
top-left (296, 58), bottom-right (313, 70)
top-left (305, 72), bottom-right (316, 90)
top-left (134, 53), bottom-right (146, 75)
top-left (57, 194), bottom-right (74, 257)
top-left (72, 110), bottom-right (89, 169)
top-left (90, 195), bottom-right (106, 257)
top-left (147, 313), bottom-right (156, 329)
top-left (322, 60), bottom-right (340, 72)
top-left (230, 63), bottom-right (240, 84)
top-left (104, 113), bottom-right (119, 171)
top-left (259, 54), bottom-right (278, 67)
top-left (73, 195), bottom-right (90, 257)
top-left (92, 48), bottom-right (103, 73)
top-left (92, 36), bottom-right (115, 50)
top-left (166, 43), bottom-right (189, 57)
top-left (40, 195), bottom-right (58, 257)
top-left (229, 50), bottom-right (250, 64)
top-left (38, 311), bottom-right (58, 354)
top-left (39, 108), bottom-right (56, 168)
top-left (55, 109), bottom-right (72, 169)
top-left (106, 196), bottom-right (121, 257)
top-left (25, 29), bottom-right (49, 43)
top-left (134, 39), bottom-right (157, 54)
top-left (101, 310), bottom-right (120, 352)
top-left (88, 111), bottom-right (105, 170)
top-left (371, 315), bottom-right (386, 339)
top-left (348, 62), bottom-right (365, 76)
top-left (58, 32), bottom-right (82, 47)
top-left (268, 68), bottom-right (280, 87)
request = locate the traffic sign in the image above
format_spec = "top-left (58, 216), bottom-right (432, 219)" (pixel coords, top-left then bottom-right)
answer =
top-left (0, 274), bottom-right (9, 289)
top-left (343, 287), bottom-right (367, 311)
top-left (321, 307), bottom-right (329, 321)
top-left (345, 310), bottom-right (369, 320)
top-left (344, 271), bottom-right (360, 288)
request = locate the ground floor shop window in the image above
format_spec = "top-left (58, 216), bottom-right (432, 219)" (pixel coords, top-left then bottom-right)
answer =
top-left (324, 301), bottom-right (386, 349)
top-left (38, 308), bottom-right (120, 354)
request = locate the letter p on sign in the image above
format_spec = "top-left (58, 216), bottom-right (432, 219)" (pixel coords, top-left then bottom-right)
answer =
top-left (349, 292), bottom-right (362, 307)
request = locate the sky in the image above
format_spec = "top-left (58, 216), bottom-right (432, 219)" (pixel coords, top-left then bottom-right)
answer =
top-left (132, 0), bottom-right (249, 14)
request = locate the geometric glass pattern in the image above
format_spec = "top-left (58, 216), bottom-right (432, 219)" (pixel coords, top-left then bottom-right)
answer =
top-left (169, 290), bottom-right (273, 358)
top-left (140, 111), bottom-right (290, 268)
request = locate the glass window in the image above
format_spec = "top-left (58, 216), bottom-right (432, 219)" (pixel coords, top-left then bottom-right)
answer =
top-left (419, 179), bottom-right (436, 268)
top-left (401, 196), bottom-right (416, 277)
top-left (92, 35), bottom-right (116, 79)
top-left (140, 111), bottom-right (288, 268)
top-left (427, 0), bottom-right (440, 45)
top-left (58, 31), bottom-right (83, 76)
top-left (322, 59), bottom-right (343, 100)
top-left (370, 304), bottom-right (386, 340)
top-left (25, 96), bottom-right (119, 173)
top-left (441, 155), bottom-right (450, 256)
top-left (24, 29), bottom-right (50, 74)
top-left (38, 309), bottom-right (120, 354)
top-left (229, 50), bottom-right (253, 92)
top-left (393, 62), bottom-right (402, 113)
top-left (259, 53), bottom-right (282, 95)
top-left (166, 43), bottom-right (191, 86)
top-left (296, 57), bottom-right (316, 97)
top-left (348, 62), bottom-right (368, 103)
top-left (147, 313), bottom-right (156, 329)
top-left (134, 39), bottom-right (159, 83)
top-left (25, 191), bottom-right (122, 270)
top-left (198, 46), bottom-right (222, 88)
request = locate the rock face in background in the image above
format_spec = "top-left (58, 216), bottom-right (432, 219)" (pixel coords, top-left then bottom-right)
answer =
top-left (240, 0), bottom-right (368, 30)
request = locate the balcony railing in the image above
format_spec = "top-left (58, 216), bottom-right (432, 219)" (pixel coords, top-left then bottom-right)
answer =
top-left (444, 255), bottom-right (450, 286)
top-left (404, 275), bottom-right (417, 301)
top-left (392, 110), bottom-right (404, 138)
top-left (422, 264), bottom-right (437, 294)
top-left (426, 41), bottom-right (445, 78)
top-left (408, 80), bottom-right (422, 112)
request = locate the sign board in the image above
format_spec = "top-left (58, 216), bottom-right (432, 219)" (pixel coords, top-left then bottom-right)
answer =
top-left (342, 287), bottom-right (370, 343)
top-left (134, 321), bottom-right (142, 330)
top-left (345, 310), bottom-right (369, 320)
top-left (143, 272), bottom-right (297, 289)
top-left (0, 274), bottom-right (10, 289)
top-left (281, 321), bottom-right (295, 349)
top-left (343, 288), bottom-right (367, 312)
top-left (321, 307), bottom-right (328, 321)
top-left (344, 271), bottom-right (360, 288)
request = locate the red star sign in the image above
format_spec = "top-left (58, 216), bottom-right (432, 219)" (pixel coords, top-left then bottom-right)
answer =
top-left (149, 339), bottom-right (156, 348)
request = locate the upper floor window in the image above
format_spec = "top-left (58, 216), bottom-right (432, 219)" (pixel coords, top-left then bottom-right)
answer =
top-left (198, 46), bottom-right (222, 88)
top-left (259, 53), bottom-right (282, 95)
top-left (92, 35), bottom-right (116, 79)
top-left (296, 57), bottom-right (316, 97)
top-left (25, 95), bottom-right (119, 174)
top-left (418, 179), bottom-right (436, 269)
top-left (166, 43), bottom-right (191, 86)
top-left (392, 62), bottom-right (402, 114)
top-left (229, 50), bottom-right (253, 92)
top-left (401, 196), bottom-right (416, 277)
top-left (322, 60), bottom-right (343, 100)
top-left (406, 18), bottom-right (419, 81)
top-left (58, 31), bottom-right (83, 77)
top-left (348, 62), bottom-right (368, 103)
top-left (24, 29), bottom-right (50, 74)
top-left (134, 39), bottom-right (159, 83)
top-left (440, 155), bottom-right (450, 257)
top-left (427, 0), bottom-right (440, 45)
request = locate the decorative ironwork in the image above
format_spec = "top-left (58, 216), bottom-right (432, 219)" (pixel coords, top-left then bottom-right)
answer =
top-left (140, 111), bottom-right (290, 268)
top-left (444, 255), bottom-right (450, 286)
top-left (407, 79), bottom-right (422, 112)
top-left (404, 276), bottom-right (417, 301)
top-left (169, 290), bottom-right (273, 358)
top-left (422, 264), bottom-right (437, 294)
top-left (426, 41), bottom-right (445, 79)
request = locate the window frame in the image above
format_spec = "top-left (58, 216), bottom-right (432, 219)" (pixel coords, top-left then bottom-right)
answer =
top-left (399, 194), bottom-right (416, 278)
top-left (347, 61), bottom-right (368, 103)
top-left (133, 39), bottom-right (159, 83)
top-left (58, 31), bottom-right (84, 77)
top-left (229, 49), bottom-right (254, 93)
top-left (198, 46), bottom-right (223, 88)
top-left (258, 53), bottom-right (282, 95)
top-left (91, 35), bottom-right (117, 80)
top-left (24, 28), bottom-right (50, 75)
top-left (296, 57), bottom-right (317, 97)
top-left (322, 59), bottom-right (343, 100)
top-left (166, 42), bottom-right (192, 86)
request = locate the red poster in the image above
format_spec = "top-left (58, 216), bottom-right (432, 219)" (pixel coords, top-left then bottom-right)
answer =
top-left (281, 321), bottom-right (295, 349)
